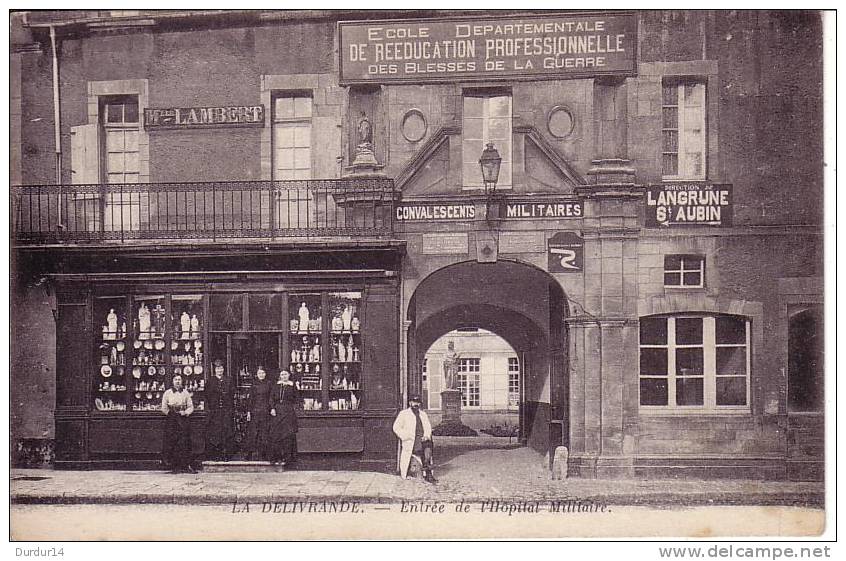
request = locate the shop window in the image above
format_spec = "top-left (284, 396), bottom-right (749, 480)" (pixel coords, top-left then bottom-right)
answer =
top-left (788, 306), bottom-right (824, 412)
top-left (457, 357), bottom-right (481, 407)
top-left (664, 255), bottom-right (705, 288)
top-left (273, 94), bottom-right (312, 181)
top-left (507, 356), bottom-right (520, 407)
top-left (662, 81), bottom-right (706, 180)
top-left (639, 315), bottom-right (750, 411)
top-left (462, 91), bottom-right (512, 188)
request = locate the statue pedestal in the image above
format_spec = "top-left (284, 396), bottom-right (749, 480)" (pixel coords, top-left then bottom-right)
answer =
top-left (433, 389), bottom-right (477, 437)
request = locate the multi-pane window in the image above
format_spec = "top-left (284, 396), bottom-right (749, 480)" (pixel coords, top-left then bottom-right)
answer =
top-left (664, 255), bottom-right (705, 288)
top-left (507, 357), bottom-right (520, 407)
top-left (662, 81), bottom-right (706, 180)
top-left (273, 94), bottom-right (312, 181)
top-left (639, 315), bottom-right (750, 410)
top-left (101, 96), bottom-right (141, 231)
top-left (463, 93), bottom-right (512, 188)
top-left (102, 96), bottom-right (140, 184)
top-left (457, 358), bottom-right (481, 407)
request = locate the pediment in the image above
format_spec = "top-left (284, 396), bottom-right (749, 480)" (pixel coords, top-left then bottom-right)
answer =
top-left (396, 125), bottom-right (584, 197)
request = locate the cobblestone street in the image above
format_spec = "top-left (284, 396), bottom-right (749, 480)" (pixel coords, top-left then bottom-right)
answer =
top-left (11, 441), bottom-right (824, 507)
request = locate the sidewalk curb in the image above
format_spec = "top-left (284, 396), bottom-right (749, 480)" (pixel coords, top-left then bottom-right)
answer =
top-left (11, 492), bottom-right (825, 508)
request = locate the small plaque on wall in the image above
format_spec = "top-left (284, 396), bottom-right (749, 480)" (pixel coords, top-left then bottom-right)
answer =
top-left (499, 231), bottom-right (544, 254)
top-left (548, 232), bottom-right (584, 273)
top-left (421, 233), bottom-right (469, 255)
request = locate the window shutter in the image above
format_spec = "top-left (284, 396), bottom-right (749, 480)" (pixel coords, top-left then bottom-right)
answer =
top-left (70, 124), bottom-right (100, 185)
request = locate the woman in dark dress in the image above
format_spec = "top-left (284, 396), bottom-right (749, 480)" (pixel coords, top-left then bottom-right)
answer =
top-left (268, 369), bottom-right (299, 466)
top-left (161, 374), bottom-right (195, 473)
top-left (244, 365), bottom-right (272, 460)
top-left (205, 359), bottom-right (235, 460)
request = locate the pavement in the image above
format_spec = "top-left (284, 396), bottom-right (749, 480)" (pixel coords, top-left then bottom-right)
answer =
top-left (11, 443), bottom-right (825, 507)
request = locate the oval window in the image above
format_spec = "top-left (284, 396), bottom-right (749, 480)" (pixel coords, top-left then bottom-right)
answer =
top-left (547, 106), bottom-right (575, 139)
top-left (401, 109), bottom-right (427, 142)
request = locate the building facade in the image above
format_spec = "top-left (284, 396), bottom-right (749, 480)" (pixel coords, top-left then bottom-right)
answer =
top-left (11, 10), bottom-right (824, 479)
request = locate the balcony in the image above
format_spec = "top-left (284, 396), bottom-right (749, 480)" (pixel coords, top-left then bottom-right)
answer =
top-left (12, 179), bottom-right (397, 245)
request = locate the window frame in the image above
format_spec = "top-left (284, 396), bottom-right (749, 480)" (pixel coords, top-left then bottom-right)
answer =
top-left (462, 89), bottom-right (513, 190)
top-left (507, 356), bottom-right (520, 408)
top-left (639, 314), bottom-right (751, 414)
top-left (662, 79), bottom-right (707, 181)
top-left (664, 254), bottom-right (706, 289)
top-left (271, 91), bottom-right (313, 181)
top-left (100, 95), bottom-right (141, 185)
top-left (457, 357), bottom-right (481, 408)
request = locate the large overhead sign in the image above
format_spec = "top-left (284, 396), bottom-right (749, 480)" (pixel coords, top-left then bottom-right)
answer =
top-left (645, 183), bottom-right (733, 227)
top-left (339, 13), bottom-right (637, 84)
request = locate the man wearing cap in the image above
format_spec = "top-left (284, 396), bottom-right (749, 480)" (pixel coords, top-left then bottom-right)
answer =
top-left (392, 395), bottom-right (436, 483)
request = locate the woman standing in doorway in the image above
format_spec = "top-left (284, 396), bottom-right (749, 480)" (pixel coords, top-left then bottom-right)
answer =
top-left (268, 369), bottom-right (299, 466)
top-left (244, 365), bottom-right (272, 460)
top-left (205, 359), bottom-right (235, 461)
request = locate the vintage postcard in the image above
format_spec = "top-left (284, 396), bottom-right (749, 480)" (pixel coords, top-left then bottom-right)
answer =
top-left (8, 7), bottom-right (833, 545)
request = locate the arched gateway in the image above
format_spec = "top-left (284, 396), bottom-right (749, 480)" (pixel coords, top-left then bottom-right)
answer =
top-left (405, 260), bottom-right (568, 454)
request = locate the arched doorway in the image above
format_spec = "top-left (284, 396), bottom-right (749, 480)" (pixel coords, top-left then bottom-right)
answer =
top-left (406, 260), bottom-right (568, 453)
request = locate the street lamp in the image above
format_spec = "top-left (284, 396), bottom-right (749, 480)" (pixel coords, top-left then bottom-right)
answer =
top-left (478, 142), bottom-right (502, 224)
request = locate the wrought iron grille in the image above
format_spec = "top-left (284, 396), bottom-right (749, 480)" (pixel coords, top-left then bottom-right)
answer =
top-left (11, 179), bottom-right (397, 244)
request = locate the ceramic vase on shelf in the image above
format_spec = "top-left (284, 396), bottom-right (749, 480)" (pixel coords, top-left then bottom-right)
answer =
top-left (341, 305), bottom-right (352, 331)
top-left (190, 314), bottom-right (200, 339)
top-left (298, 303), bottom-right (310, 331)
top-left (180, 312), bottom-right (191, 339)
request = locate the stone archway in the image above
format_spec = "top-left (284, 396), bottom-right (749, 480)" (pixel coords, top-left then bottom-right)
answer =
top-left (406, 260), bottom-right (568, 454)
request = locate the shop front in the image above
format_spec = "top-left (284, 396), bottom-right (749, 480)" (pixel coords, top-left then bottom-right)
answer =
top-left (45, 246), bottom-right (402, 470)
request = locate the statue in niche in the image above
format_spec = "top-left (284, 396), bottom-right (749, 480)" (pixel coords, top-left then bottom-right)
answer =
top-left (352, 111), bottom-right (378, 167)
top-left (357, 114), bottom-right (372, 145)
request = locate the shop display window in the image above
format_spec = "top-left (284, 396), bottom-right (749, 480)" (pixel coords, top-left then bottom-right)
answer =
top-left (90, 289), bottom-right (367, 416)
top-left (327, 292), bottom-right (363, 411)
top-left (93, 296), bottom-right (129, 411)
top-left (289, 293), bottom-right (323, 409)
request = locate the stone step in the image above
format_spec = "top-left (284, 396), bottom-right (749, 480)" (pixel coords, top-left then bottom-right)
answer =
top-left (202, 461), bottom-right (287, 473)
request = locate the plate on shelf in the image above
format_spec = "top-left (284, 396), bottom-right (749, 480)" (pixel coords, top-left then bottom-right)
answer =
top-left (116, 341), bottom-right (125, 351)
top-left (171, 341), bottom-right (179, 351)
top-left (100, 365), bottom-right (112, 377)
top-left (133, 340), bottom-right (142, 349)
top-left (146, 392), bottom-right (153, 399)
top-left (144, 340), bottom-right (154, 350)
top-left (154, 339), bottom-right (165, 350)
top-left (95, 398), bottom-right (104, 411)
top-left (194, 340), bottom-right (202, 349)
top-left (174, 366), bottom-right (182, 375)
top-left (148, 366), bottom-right (157, 376)
top-left (183, 366), bottom-right (193, 376)
top-left (135, 392), bottom-right (141, 399)
top-left (132, 367), bottom-right (142, 379)
top-left (194, 365), bottom-right (203, 375)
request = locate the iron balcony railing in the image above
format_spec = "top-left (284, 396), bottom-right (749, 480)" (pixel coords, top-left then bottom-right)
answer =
top-left (12, 179), bottom-right (397, 244)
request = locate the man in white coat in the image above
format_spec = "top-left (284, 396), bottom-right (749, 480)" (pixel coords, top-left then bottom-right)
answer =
top-left (393, 395), bottom-right (436, 482)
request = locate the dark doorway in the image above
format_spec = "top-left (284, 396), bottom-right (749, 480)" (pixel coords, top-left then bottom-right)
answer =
top-left (788, 306), bottom-right (824, 412)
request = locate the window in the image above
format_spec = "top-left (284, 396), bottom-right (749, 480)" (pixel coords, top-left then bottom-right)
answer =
top-left (273, 94), bottom-right (312, 180)
top-left (662, 81), bottom-right (706, 180)
top-left (457, 358), bottom-right (481, 407)
top-left (100, 96), bottom-right (141, 231)
top-left (463, 92), bottom-right (512, 188)
top-left (788, 307), bottom-right (823, 412)
top-left (664, 255), bottom-right (705, 288)
top-left (101, 96), bottom-right (140, 184)
top-left (507, 357), bottom-right (520, 407)
top-left (639, 315), bottom-right (750, 410)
